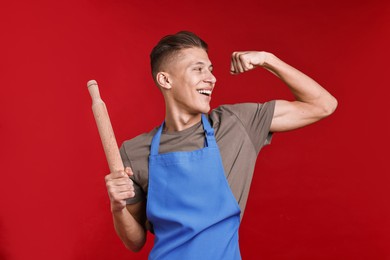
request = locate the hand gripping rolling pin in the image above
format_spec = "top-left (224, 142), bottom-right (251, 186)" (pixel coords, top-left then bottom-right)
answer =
top-left (87, 80), bottom-right (124, 173)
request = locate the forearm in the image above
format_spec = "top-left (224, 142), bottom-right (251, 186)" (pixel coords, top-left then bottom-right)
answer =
top-left (112, 207), bottom-right (146, 252)
top-left (263, 53), bottom-right (337, 114)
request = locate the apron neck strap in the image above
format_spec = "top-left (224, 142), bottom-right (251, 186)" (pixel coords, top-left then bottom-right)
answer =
top-left (150, 114), bottom-right (216, 156)
top-left (201, 114), bottom-right (217, 148)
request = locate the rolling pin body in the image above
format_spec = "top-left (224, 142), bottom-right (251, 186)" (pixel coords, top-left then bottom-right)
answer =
top-left (87, 80), bottom-right (124, 173)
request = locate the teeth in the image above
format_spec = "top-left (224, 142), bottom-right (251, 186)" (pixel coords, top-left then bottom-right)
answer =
top-left (197, 89), bottom-right (212, 95)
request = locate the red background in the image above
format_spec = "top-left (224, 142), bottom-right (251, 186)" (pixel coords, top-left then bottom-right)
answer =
top-left (1, 1), bottom-right (389, 259)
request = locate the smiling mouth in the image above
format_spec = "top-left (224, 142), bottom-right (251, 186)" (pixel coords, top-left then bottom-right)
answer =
top-left (197, 89), bottom-right (212, 96)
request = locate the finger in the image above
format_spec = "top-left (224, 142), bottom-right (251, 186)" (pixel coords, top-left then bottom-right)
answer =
top-left (108, 177), bottom-right (133, 186)
top-left (234, 52), bottom-right (245, 73)
top-left (114, 184), bottom-right (134, 193)
top-left (230, 53), bottom-right (237, 74)
top-left (116, 191), bottom-right (135, 200)
top-left (107, 185), bottom-right (135, 199)
top-left (105, 174), bottom-right (132, 187)
top-left (231, 52), bottom-right (239, 73)
top-left (125, 167), bottom-right (134, 177)
top-left (231, 52), bottom-right (243, 74)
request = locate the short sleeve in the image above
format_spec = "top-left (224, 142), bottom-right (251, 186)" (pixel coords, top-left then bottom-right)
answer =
top-left (226, 101), bottom-right (275, 154)
top-left (119, 144), bottom-right (146, 205)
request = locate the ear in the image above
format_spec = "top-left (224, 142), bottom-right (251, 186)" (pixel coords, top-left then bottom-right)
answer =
top-left (156, 72), bottom-right (172, 90)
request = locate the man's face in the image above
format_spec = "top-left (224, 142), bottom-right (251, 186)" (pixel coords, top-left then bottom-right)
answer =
top-left (164, 47), bottom-right (217, 115)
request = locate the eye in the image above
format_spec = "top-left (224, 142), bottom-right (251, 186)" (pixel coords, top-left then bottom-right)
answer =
top-left (194, 67), bottom-right (203, 72)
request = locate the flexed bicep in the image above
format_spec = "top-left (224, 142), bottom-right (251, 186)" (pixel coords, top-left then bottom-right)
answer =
top-left (271, 99), bottom-right (335, 132)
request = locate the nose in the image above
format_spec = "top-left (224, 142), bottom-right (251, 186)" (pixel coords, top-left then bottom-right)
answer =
top-left (205, 71), bottom-right (217, 85)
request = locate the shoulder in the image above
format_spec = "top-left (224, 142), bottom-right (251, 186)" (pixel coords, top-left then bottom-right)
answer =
top-left (210, 101), bottom-right (275, 125)
top-left (121, 127), bottom-right (159, 161)
top-left (209, 102), bottom-right (276, 150)
top-left (212, 101), bottom-right (275, 115)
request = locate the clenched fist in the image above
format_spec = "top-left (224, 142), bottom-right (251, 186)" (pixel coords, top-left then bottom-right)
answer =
top-left (105, 167), bottom-right (135, 212)
top-left (230, 51), bottom-right (269, 74)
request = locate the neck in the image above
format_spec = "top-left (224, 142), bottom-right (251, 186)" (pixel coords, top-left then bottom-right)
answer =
top-left (164, 106), bottom-right (202, 132)
top-left (164, 113), bottom-right (202, 132)
top-left (162, 92), bottom-right (208, 132)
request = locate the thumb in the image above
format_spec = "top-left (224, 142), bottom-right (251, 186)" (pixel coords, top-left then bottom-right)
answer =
top-left (230, 60), bottom-right (236, 74)
top-left (125, 167), bottom-right (134, 177)
top-left (244, 61), bottom-right (254, 71)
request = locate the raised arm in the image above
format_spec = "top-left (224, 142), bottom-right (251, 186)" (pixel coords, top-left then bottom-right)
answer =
top-left (230, 51), bottom-right (338, 132)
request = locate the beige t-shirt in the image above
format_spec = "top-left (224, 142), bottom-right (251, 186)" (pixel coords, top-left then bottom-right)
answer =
top-left (120, 101), bottom-right (275, 218)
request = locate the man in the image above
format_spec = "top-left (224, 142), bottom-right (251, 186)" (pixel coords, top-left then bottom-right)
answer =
top-left (104, 31), bottom-right (337, 259)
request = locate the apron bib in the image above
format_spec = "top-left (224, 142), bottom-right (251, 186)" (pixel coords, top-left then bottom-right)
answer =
top-left (147, 114), bottom-right (241, 260)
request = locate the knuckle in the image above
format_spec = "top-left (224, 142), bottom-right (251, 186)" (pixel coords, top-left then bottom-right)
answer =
top-left (107, 186), bottom-right (114, 195)
top-left (113, 200), bottom-right (122, 207)
top-left (114, 170), bottom-right (124, 177)
top-left (112, 195), bottom-right (121, 203)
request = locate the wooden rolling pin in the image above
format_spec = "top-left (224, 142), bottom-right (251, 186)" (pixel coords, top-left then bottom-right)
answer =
top-left (87, 80), bottom-right (124, 173)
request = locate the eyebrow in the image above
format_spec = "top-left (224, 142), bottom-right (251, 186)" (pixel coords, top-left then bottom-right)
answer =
top-left (192, 62), bottom-right (213, 69)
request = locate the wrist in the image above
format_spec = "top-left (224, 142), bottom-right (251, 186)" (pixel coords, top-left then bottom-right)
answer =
top-left (262, 52), bottom-right (276, 68)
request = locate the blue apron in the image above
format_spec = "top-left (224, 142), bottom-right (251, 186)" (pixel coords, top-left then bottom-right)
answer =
top-left (147, 114), bottom-right (241, 260)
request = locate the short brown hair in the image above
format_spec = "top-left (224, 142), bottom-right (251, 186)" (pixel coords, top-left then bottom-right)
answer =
top-left (150, 31), bottom-right (208, 83)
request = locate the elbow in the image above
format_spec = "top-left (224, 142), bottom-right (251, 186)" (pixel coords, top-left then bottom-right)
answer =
top-left (320, 96), bottom-right (338, 118)
top-left (124, 236), bottom-right (146, 253)
top-left (125, 242), bottom-right (144, 253)
top-left (121, 234), bottom-right (146, 253)
top-left (128, 246), bottom-right (143, 253)
top-left (328, 96), bottom-right (338, 115)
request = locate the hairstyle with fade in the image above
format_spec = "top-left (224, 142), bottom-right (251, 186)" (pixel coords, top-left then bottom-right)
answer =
top-left (150, 31), bottom-right (208, 85)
